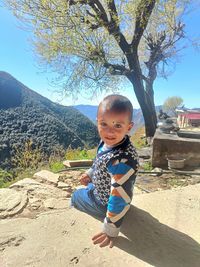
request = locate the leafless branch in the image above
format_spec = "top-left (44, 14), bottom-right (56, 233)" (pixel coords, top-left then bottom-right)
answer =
top-left (131, 0), bottom-right (156, 48)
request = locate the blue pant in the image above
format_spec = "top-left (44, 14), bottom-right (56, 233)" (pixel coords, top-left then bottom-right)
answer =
top-left (70, 183), bottom-right (107, 218)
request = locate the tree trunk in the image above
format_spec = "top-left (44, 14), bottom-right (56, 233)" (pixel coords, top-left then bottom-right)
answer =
top-left (127, 73), bottom-right (157, 137)
top-left (140, 93), bottom-right (157, 137)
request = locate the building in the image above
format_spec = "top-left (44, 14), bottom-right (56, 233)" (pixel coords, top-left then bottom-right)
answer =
top-left (176, 109), bottom-right (200, 128)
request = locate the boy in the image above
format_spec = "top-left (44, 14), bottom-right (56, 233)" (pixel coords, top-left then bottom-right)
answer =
top-left (71, 94), bottom-right (139, 248)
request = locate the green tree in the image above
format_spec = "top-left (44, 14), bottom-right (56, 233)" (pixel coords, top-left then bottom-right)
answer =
top-left (163, 96), bottom-right (183, 116)
top-left (4, 0), bottom-right (193, 137)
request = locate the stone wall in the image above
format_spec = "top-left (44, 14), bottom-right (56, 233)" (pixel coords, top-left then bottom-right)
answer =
top-left (152, 130), bottom-right (200, 168)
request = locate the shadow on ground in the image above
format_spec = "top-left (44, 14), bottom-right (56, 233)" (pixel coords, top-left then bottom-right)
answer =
top-left (114, 205), bottom-right (200, 267)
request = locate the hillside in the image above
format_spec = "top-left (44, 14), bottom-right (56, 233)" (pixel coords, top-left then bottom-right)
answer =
top-left (74, 105), bottom-right (163, 133)
top-left (0, 71), bottom-right (99, 168)
top-left (74, 104), bottom-right (145, 132)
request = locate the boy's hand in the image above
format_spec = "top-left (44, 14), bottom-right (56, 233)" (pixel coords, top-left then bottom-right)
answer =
top-left (92, 232), bottom-right (114, 248)
top-left (80, 173), bottom-right (91, 186)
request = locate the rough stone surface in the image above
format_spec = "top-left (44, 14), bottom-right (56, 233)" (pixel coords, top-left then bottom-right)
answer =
top-left (152, 130), bottom-right (200, 168)
top-left (0, 180), bottom-right (200, 267)
top-left (137, 147), bottom-right (152, 159)
top-left (9, 178), bottom-right (42, 189)
top-left (0, 189), bottom-right (28, 219)
top-left (7, 174), bottom-right (69, 218)
top-left (33, 170), bottom-right (60, 185)
top-left (57, 181), bottom-right (70, 189)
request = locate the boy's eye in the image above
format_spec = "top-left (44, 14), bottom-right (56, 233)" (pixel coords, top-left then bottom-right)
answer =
top-left (114, 123), bottom-right (122, 128)
top-left (100, 122), bottom-right (107, 127)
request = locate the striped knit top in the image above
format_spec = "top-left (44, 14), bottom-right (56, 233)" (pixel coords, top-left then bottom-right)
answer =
top-left (87, 135), bottom-right (139, 237)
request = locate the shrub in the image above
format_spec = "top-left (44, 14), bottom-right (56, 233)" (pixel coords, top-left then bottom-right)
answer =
top-left (11, 140), bottom-right (43, 170)
top-left (49, 161), bottom-right (64, 172)
top-left (0, 169), bottom-right (14, 188)
top-left (65, 147), bottom-right (95, 160)
top-left (131, 127), bottom-right (146, 149)
top-left (142, 161), bottom-right (153, 171)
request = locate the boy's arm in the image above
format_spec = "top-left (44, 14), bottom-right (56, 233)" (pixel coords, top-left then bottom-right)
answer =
top-left (80, 164), bottom-right (94, 186)
top-left (102, 156), bottom-right (139, 237)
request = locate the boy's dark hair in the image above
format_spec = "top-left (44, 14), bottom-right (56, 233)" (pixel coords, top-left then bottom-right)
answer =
top-left (98, 94), bottom-right (133, 121)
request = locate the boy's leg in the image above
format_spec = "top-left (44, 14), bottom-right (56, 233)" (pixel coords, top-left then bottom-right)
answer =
top-left (70, 183), bottom-right (107, 218)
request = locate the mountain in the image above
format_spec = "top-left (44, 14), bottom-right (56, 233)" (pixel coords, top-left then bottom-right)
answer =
top-left (0, 72), bottom-right (99, 168)
top-left (74, 105), bottom-right (145, 132)
top-left (74, 105), bottom-right (98, 123)
top-left (74, 105), bottom-right (163, 133)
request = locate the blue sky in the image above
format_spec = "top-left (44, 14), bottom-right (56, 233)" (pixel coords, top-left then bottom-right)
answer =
top-left (0, 5), bottom-right (200, 109)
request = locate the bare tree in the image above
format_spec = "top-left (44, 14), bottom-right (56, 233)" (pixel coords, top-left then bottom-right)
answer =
top-left (4, 0), bottom-right (192, 137)
top-left (163, 96), bottom-right (184, 116)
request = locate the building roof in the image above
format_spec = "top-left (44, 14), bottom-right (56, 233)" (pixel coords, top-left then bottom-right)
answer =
top-left (184, 113), bottom-right (200, 120)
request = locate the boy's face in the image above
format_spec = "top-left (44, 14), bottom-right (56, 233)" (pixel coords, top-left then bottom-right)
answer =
top-left (97, 107), bottom-right (133, 147)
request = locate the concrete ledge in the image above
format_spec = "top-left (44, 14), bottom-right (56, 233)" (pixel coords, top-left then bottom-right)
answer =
top-left (0, 184), bottom-right (200, 266)
top-left (63, 160), bottom-right (93, 168)
top-left (152, 130), bottom-right (200, 168)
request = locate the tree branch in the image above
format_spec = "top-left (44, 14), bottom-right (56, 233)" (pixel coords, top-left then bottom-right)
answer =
top-left (103, 62), bottom-right (130, 76)
top-left (131, 0), bottom-right (156, 48)
top-left (144, 22), bottom-right (185, 83)
top-left (69, 0), bottom-right (130, 54)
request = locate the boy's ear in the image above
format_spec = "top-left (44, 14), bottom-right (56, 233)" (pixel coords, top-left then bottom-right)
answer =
top-left (128, 122), bottom-right (134, 131)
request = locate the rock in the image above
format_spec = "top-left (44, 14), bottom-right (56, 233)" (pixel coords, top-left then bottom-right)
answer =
top-left (9, 178), bottom-right (42, 189)
top-left (57, 181), bottom-right (71, 189)
top-left (29, 198), bottom-right (42, 210)
top-left (137, 147), bottom-right (152, 159)
top-left (151, 167), bottom-right (163, 176)
top-left (33, 170), bottom-right (60, 186)
top-left (43, 198), bottom-right (69, 209)
top-left (43, 198), bottom-right (55, 209)
top-left (0, 189), bottom-right (28, 219)
top-left (63, 187), bottom-right (73, 193)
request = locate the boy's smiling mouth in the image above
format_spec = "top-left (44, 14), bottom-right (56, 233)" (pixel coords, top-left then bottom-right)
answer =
top-left (105, 137), bottom-right (116, 140)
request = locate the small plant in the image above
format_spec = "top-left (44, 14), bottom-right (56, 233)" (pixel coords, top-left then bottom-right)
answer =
top-left (49, 161), bottom-right (64, 172)
top-left (131, 127), bottom-right (147, 149)
top-left (12, 140), bottom-right (43, 170)
top-left (142, 161), bottom-right (153, 171)
top-left (0, 169), bottom-right (14, 188)
top-left (166, 176), bottom-right (189, 188)
top-left (65, 147), bottom-right (95, 160)
top-left (48, 145), bottom-right (66, 172)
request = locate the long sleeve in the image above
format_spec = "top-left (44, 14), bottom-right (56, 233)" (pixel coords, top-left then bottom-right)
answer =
top-left (102, 157), bottom-right (138, 237)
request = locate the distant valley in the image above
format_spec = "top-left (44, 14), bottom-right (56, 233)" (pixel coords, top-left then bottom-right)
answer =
top-left (0, 71), bottom-right (99, 169)
top-left (74, 104), bottom-right (145, 133)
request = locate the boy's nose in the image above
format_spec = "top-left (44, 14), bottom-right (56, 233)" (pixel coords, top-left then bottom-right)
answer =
top-left (106, 126), bottom-right (115, 134)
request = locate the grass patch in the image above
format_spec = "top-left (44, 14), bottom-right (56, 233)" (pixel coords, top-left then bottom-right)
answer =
top-left (131, 127), bottom-right (147, 149)
top-left (49, 161), bottom-right (64, 172)
top-left (65, 148), bottom-right (96, 160)
top-left (0, 168), bottom-right (37, 188)
top-left (0, 146), bottom-right (96, 188)
top-left (0, 169), bottom-right (14, 188)
top-left (142, 161), bottom-right (153, 171)
top-left (166, 176), bottom-right (189, 188)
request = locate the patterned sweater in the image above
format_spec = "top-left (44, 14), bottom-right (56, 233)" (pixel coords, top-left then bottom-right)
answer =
top-left (87, 135), bottom-right (139, 237)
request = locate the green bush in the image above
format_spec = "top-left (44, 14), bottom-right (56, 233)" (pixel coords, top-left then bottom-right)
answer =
top-left (65, 147), bottom-right (95, 160)
top-left (142, 161), bottom-right (153, 171)
top-left (12, 140), bottom-right (43, 170)
top-left (49, 161), bottom-right (64, 172)
top-left (0, 169), bottom-right (14, 188)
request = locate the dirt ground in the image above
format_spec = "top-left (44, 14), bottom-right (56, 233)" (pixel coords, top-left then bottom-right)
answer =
top-left (57, 165), bottom-right (200, 196)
